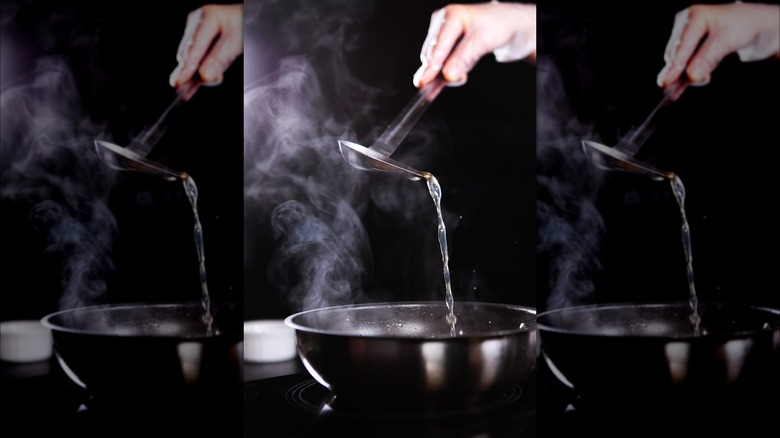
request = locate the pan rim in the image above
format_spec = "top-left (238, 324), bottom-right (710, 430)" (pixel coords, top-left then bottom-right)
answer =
top-left (284, 300), bottom-right (537, 339)
top-left (536, 300), bottom-right (780, 338)
top-left (40, 300), bottom-right (241, 337)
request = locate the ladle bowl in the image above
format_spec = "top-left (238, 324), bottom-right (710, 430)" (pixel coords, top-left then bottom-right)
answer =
top-left (581, 139), bottom-right (674, 181)
top-left (338, 140), bottom-right (430, 181)
top-left (95, 140), bottom-right (187, 181)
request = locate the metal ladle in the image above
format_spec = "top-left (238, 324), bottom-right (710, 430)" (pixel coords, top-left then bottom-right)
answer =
top-left (340, 74), bottom-right (447, 174)
top-left (94, 78), bottom-right (203, 180)
top-left (581, 139), bottom-right (674, 181)
top-left (582, 78), bottom-right (689, 181)
top-left (338, 140), bottom-right (431, 181)
top-left (94, 139), bottom-right (186, 181)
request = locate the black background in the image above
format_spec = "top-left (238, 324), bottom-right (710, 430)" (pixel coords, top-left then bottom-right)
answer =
top-left (1, 0), bottom-right (244, 321)
top-left (243, 0), bottom-right (537, 321)
top-left (2, 0), bottom-right (778, 435)
top-left (536, 1), bottom-right (780, 433)
top-left (536, 0), bottom-right (780, 313)
top-left (1, 1), bottom-right (243, 435)
top-left (3, 0), bottom-right (777, 332)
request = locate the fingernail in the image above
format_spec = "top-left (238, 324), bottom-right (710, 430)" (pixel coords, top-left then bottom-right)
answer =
top-left (199, 62), bottom-right (224, 86)
top-left (688, 65), bottom-right (706, 83)
top-left (656, 63), bottom-right (670, 87)
top-left (690, 74), bottom-right (710, 87)
top-left (201, 68), bottom-right (216, 82)
top-left (412, 65), bottom-right (426, 87)
top-left (442, 67), bottom-right (465, 86)
top-left (200, 63), bottom-right (221, 84)
top-left (169, 64), bottom-right (182, 87)
top-left (447, 76), bottom-right (467, 87)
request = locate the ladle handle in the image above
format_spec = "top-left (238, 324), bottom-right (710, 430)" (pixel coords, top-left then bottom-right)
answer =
top-left (617, 77), bottom-right (690, 157)
top-left (128, 77), bottom-right (204, 157)
top-left (370, 74), bottom-right (447, 157)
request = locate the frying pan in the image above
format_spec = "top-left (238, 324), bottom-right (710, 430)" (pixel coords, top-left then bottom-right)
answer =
top-left (537, 301), bottom-right (780, 419)
top-left (284, 300), bottom-right (537, 409)
top-left (40, 301), bottom-right (242, 414)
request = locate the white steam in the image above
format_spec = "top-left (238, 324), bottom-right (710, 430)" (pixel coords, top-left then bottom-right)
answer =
top-left (1, 56), bottom-right (117, 310)
top-left (244, 1), bottom-right (444, 313)
top-left (536, 57), bottom-right (606, 311)
top-left (244, 55), bottom-right (371, 312)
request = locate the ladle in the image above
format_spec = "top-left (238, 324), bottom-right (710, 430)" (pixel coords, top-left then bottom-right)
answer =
top-left (94, 78), bottom-right (202, 179)
top-left (370, 74), bottom-right (447, 156)
top-left (582, 77), bottom-right (689, 180)
top-left (338, 140), bottom-right (430, 181)
top-left (581, 139), bottom-right (674, 181)
top-left (340, 75), bottom-right (447, 173)
top-left (94, 139), bottom-right (187, 181)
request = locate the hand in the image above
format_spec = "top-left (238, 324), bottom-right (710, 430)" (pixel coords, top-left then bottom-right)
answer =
top-left (169, 4), bottom-right (243, 89)
top-left (656, 2), bottom-right (780, 88)
top-left (413, 2), bottom-right (536, 88)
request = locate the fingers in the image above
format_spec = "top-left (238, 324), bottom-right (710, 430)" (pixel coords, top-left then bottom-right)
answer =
top-left (176, 8), bottom-right (202, 65)
top-left (414, 6), bottom-right (472, 87)
top-left (663, 8), bottom-right (690, 64)
top-left (428, 9), bottom-right (470, 85)
top-left (414, 3), bottom-right (536, 88)
top-left (671, 11), bottom-right (711, 84)
top-left (414, 8), bottom-right (456, 88)
top-left (198, 4), bottom-right (243, 85)
top-left (170, 8), bottom-right (205, 88)
top-left (685, 35), bottom-right (730, 85)
top-left (658, 8), bottom-right (710, 88)
top-left (169, 5), bottom-right (243, 89)
top-left (198, 22), bottom-right (242, 84)
top-left (181, 13), bottom-right (221, 83)
top-left (654, 3), bottom-right (774, 88)
top-left (657, 8), bottom-right (689, 87)
top-left (441, 31), bottom-right (485, 85)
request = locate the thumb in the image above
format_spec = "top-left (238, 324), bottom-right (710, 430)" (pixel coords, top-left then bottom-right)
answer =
top-left (686, 36), bottom-right (729, 84)
top-left (442, 33), bottom-right (490, 84)
top-left (198, 34), bottom-right (242, 85)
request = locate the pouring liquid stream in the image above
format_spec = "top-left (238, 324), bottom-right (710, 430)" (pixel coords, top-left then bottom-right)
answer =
top-left (425, 175), bottom-right (457, 336)
top-left (182, 175), bottom-right (213, 336)
top-left (670, 174), bottom-right (700, 336)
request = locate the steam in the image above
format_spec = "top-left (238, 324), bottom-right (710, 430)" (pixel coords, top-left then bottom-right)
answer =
top-left (1, 55), bottom-right (117, 310)
top-left (268, 200), bottom-right (369, 311)
top-left (244, 1), bottom-right (442, 313)
top-left (244, 54), bottom-right (368, 313)
top-left (535, 53), bottom-right (606, 312)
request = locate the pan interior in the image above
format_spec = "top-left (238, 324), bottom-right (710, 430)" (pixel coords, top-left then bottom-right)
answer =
top-left (287, 301), bottom-right (536, 338)
top-left (537, 302), bottom-right (780, 338)
top-left (42, 302), bottom-right (241, 338)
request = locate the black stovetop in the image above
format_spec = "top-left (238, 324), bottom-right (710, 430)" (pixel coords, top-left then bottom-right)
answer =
top-left (244, 371), bottom-right (537, 438)
top-left (5, 357), bottom-right (772, 437)
top-left (1, 357), bottom-right (242, 437)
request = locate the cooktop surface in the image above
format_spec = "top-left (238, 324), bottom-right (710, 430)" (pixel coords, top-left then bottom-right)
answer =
top-left (244, 371), bottom-right (537, 438)
top-left (1, 358), bottom-right (241, 437)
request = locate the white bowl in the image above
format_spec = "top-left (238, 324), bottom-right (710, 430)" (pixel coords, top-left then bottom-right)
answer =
top-left (243, 319), bottom-right (297, 363)
top-left (0, 320), bottom-right (53, 363)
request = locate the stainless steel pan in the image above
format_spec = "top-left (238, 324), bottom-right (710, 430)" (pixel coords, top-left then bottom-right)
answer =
top-left (41, 301), bottom-right (242, 414)
top-left (285, 300), bottom-right (537, 408)
top-left (537, 301), bottom-right (780, 419)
